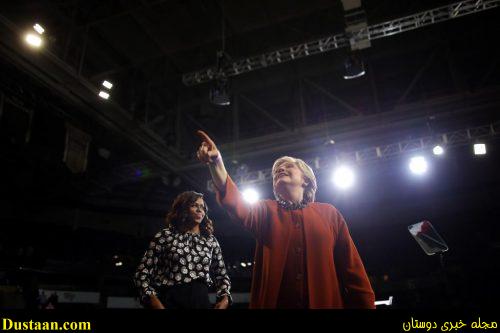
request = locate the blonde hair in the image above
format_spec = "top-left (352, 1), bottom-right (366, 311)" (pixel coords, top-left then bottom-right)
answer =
top-left (272, 156), bottom-right (317, 204)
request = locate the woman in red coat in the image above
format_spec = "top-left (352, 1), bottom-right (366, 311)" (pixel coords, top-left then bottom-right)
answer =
top-left (196, 130), bottom-right (375, 309)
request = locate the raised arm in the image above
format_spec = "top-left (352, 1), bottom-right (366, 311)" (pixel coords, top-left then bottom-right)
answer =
top-left (195, 130), bottom-right (269, 238)
top-left (196, 130), bottom-right (227, 192)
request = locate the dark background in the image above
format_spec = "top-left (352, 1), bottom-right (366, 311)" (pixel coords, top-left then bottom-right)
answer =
top-left (1, 0), bottom-right (499, 309)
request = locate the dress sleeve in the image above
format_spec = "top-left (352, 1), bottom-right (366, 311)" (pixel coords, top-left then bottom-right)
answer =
top-left (333, 210), bottom-right (376, 309)
top-left (209, 238), bottom-right (232, 305)
top-left (134, 230), bottom-right (165, 305)
top-left (214, 175), bottom-right (269, 238)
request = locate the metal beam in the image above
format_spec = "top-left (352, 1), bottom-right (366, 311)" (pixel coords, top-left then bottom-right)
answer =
top-left (183, 0), bottom-right (500, 85)
top-left (0, 14), bottom-right (203, 190)
top-left (177, 87), bottom-right (500, 173)
top-left (477, 59), bottom-right (498, 89)
top-left (303, 78), bottom-right (361, 116)
top-left (396, 50), bottom-right (436, 106)
top-left (88, 1), bottom-right (337, 79)
top-left (129, 10), bottom-right (182, 74)
top-left (213, 120), bottom-right (500, 190)
top-left (233, 94), bottom-right (240, 142)
top-left (367, 62), bottom-right (381, 113)
top-left (78, 25), bottom-right (89, 77)
top-left (239, 94), bottom-right (290, 131)
top-left (185, 113), bottom-right (212, 138)
top-left (80, 0), bottom-right (170, 28)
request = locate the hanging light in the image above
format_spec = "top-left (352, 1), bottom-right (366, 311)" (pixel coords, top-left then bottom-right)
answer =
top-left (343, 52), bottom-right (365, 79)
top-left (209, 51), bottom-right (231, 106)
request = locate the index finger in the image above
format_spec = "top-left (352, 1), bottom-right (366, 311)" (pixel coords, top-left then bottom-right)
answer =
top-left (196, 130), bottom-right (216, 147)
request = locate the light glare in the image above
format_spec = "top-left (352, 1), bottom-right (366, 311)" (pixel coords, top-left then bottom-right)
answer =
top-left (25, 33), bottom-right (42, 47)
top-left (98, 91), bottom-right (110, 100)
top-left (102, 80), bottom-right (113, 89)
top-left (409, 156), bottom-right (428, 175)
top-left (33, 23), bottom-right (45, 34)
top-left (242, 188), bottom-right (259, 204)
top-left (332, 166), bottom-right (355, 189)
top-left (473, 143), bottom-right (486, 155)
top-left (433, 145), bottom-right (444, 156)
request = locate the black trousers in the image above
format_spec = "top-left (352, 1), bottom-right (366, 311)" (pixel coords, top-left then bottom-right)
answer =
top-left (158, 280), bottom-right (211, 309)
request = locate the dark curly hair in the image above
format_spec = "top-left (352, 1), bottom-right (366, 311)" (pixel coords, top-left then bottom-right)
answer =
top-left (165, 191), bottom-right (214, 237)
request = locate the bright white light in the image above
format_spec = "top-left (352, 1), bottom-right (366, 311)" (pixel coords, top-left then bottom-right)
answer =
top-left (102, 80), bottom-right (113, 89)
top-left (25, 33), bottom-right (42, 47)
top-left (433, 145), bottom-right (444, 156)
top-left (409, 156), bottom-right (428, 175)
top-left (375, 296), bottom-right (393, 306)
top-left (332, 166), bottom-right (355, 189)
top-left (33, 23), bottom-right (45, 34)
top-left (98, 91), bottom-right (110, 100)
top-left (474, 143), bottom-right (486, 155)
top-left (242, 188), bottom-right (259, 204)
top-left (247, 262), bottom-right (252, 266)
top-left (240, 262), bottom-right (247, 267)
top-left (115, 262), bottom-right (123, 267)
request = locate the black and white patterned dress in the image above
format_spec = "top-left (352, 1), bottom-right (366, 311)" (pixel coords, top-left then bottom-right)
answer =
top-left (134, 226), bottom-right (231, 304)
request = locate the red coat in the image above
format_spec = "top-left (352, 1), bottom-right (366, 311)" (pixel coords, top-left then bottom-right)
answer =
top-left (216, 175), bottom-right (375, 309)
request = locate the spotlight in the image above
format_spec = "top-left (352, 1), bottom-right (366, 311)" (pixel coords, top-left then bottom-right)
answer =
top-left (209, 77), bottom-right (230, 106)
top-left (102, 80), bottom-right (113, 89)
top-left (240, 262), bottom-right (247, 267)
top-left (432, 145), bottom-right (444, 156)
top-left (332, 166), bottom-right (355, 189)
top-left (473, 143), bottom-right (486, 155)
top-left (343, 53), bottom-right (365, 80)
top-left (98, 91), bottom-right (110, 100)
top-left (25, 33), bottom-right (42, 48)
top-left (33, 23), bottom-right (45, 35)
top-left (247, 262), bottom-right (252, 266)
top-left (409, 156), bottom-right (428, 175)
top-left (209, 51), bottom-right (231, 106)
top-left (115, 262), bottom-right (123, 267)
top-left (242, 188), bottom-right (260, 204)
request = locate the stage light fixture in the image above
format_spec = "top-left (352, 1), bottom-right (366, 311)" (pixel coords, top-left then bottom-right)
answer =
top-left (332, 166), bottom-right (355, 189)
top-left (409, 156), bottom-right (428, 175)
top-left (343, 53), bottom-right (365, 79)
top-left (25, 33), bottom-right (42, 48)
top-left (473, 143), bottom-right (486, 155)
top-left (33, 23), bottom-right (45, 35)
top-left (242, 188), bottom-right (260, 204)
top-left (98, 91), bottom-right (110, 100)
top-left (102, 80), bottom-right (113, 89)
top-left (209, 51), bottom-right (231, 106)
top-left (432, 145), bottom-right (444, 156)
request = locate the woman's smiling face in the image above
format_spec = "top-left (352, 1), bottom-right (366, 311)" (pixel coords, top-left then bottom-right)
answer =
top-left (189, 197), bottom-right (206, 224)
top-left (273, 161), bottom-right (305, 189)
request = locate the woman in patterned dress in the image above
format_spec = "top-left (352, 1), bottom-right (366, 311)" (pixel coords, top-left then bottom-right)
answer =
top-left (134, 191), bottom-right (231, 309)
